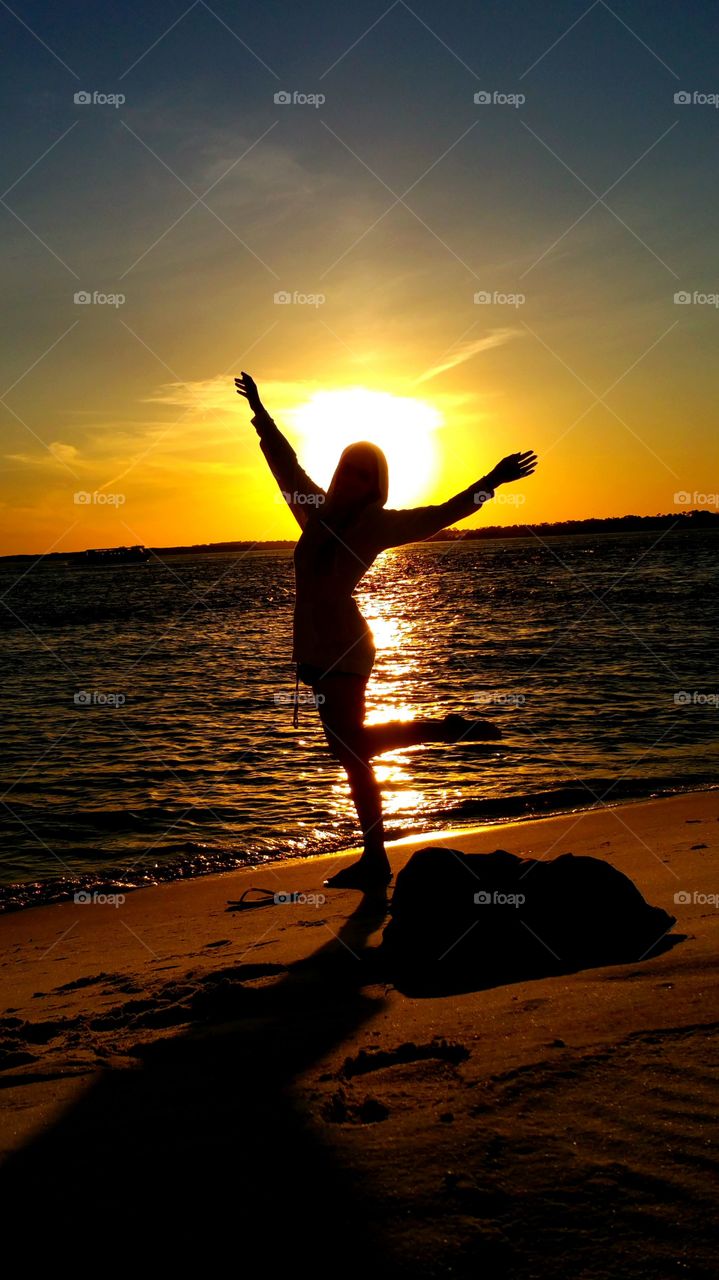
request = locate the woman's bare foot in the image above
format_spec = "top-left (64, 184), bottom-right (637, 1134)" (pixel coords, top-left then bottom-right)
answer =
top-left (442, 713), bottom-right (502, 742)
top-left (323, 856), bottom-right (392, 892)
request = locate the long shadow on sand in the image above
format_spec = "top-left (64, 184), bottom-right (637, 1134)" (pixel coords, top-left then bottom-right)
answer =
top-left (0, 879), bottom-right (686, 1270)
top-left (0, 895), bottom-right (404, 1268)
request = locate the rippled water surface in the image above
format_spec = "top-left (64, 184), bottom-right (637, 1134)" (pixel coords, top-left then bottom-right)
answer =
top-left (1, 531), bottom-right (716, 909)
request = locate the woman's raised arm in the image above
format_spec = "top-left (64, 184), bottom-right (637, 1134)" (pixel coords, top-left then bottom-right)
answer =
top-left (235, 373), bottom-right (326, 530)
top-left (375, 450), bottom-right (537, 550)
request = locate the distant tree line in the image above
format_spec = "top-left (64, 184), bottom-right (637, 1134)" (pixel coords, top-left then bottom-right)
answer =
top-left (427, 509), bottom-right (719, 541)
top-left (0, 511), bottom-right (716, 563)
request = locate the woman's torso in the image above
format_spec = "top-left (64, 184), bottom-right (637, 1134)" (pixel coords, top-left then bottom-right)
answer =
top-left (292, 504), bottom-right (382, 675)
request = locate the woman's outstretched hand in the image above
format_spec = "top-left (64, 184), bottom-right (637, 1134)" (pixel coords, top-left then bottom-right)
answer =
top-left (234, 371), bottom-right (264, 416)
top-left (486, 450), bottom-right (538, 489)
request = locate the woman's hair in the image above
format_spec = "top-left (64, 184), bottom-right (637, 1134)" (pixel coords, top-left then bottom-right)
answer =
top-left (313, 441), bottom-right (389, 572)
top-left (325, 441), bottom-right (389, 507)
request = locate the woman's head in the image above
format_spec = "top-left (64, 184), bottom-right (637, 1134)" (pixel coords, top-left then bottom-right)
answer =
top-left (326, 441), bottom-right (389, 510)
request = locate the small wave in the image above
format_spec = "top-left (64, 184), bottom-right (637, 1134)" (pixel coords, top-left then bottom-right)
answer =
top-left (442, 778), bottom-right (719, 822)
top-left (1, 779), bottom-right (715, 914)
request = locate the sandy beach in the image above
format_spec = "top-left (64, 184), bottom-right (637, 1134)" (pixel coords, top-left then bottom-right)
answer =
top-left (1, 790), bottom-right (717, 1274)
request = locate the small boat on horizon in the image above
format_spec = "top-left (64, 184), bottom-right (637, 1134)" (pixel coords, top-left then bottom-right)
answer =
top-left (76, 545), bottom-right (150, 564)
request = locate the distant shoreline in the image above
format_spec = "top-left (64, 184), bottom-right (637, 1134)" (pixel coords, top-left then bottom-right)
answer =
top-left (0, 509), bottom-right (716, 563)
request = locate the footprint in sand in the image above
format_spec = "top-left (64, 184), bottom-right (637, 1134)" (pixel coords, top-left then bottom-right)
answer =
top-left (337, 1038), bottom-right (470, 1079)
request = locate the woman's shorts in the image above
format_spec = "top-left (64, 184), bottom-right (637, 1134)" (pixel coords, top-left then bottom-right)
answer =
top-left (297, 662), bottom-right (364, 686)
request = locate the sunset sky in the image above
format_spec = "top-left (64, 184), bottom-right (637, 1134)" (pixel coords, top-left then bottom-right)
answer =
top-left (1, 0), bottom-right (717, 554)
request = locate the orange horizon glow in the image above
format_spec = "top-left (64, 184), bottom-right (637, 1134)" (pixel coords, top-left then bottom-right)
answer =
top-left (1, 358), bottom-right (709, 558)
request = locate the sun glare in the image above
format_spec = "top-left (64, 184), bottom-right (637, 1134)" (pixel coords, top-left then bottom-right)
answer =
top-left (288, 388), bottom-right (441, 508)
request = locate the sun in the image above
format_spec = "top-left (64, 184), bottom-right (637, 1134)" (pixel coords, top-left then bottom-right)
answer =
top-left (288, 388), bottom-right (441, 508)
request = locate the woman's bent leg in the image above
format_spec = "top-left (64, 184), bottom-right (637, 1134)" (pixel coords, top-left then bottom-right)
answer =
top-left (362, 718), bottom-right (448, 755)
top-left (363, 714), bottom-right (502, 756)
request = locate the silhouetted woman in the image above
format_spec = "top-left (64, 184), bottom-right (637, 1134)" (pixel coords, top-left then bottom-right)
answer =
top-left (235, 372), bottom-right (537, 893)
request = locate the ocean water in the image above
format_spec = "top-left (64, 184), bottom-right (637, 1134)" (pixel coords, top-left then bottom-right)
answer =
top-left (0, 530), bottom-right (716, 911)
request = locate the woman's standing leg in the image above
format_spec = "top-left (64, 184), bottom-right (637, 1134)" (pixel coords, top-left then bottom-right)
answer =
top-left (312, 674), bottom-right (392, 889)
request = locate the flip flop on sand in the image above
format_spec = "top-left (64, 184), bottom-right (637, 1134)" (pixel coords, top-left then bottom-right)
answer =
top-left (228, 887), bottom-right (278, 910)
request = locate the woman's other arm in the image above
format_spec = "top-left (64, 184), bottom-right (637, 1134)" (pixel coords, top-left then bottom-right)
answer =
top-left (235, 372), bottom-right (325, 530)
top-left (376, 450), bottom-right (537, 549)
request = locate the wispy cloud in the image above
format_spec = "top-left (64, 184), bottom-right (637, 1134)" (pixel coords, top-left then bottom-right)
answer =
top-left (146, 374), bottom-right (318, 413)
top-left (5, 440), bottom-right (79, 467)
top-left (414, 329), bottom-right (523, 384)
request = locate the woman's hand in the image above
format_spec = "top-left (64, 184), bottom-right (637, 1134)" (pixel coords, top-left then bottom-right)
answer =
top-left (486, 450), bottom-right (538, 489)
top-left (234, 371), bottom-right (264, 416)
